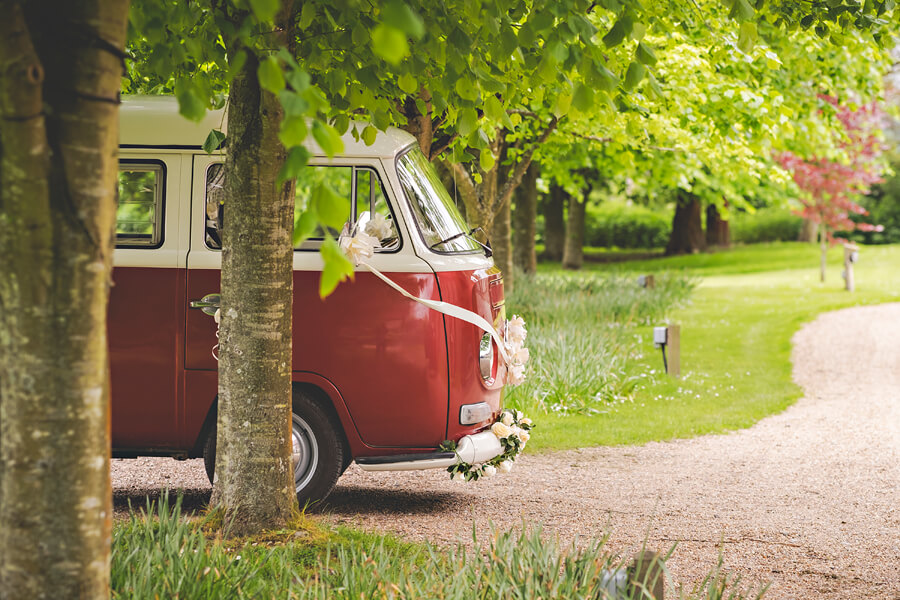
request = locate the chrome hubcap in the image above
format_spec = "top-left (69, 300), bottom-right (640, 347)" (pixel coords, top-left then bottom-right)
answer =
top-left (291, 414), bottom-right (318, 492)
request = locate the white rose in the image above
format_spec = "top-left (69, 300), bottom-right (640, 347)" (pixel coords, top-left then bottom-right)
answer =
top-left (482, 465), bottom-right (497, 478)
top-left (513, 347), bottom-right (530, 366)
top-left (498, 460), bottom-right (513, 473)
top-left (507, 364), bottom-right (526, 386)
top-left (363, 212), bottom-right (393, 240)
top-left (520, 418), bottom-right (532, 427)
top-left (452, 471), bottom-right (466, 482)
top-left (491, 422), bottom-right (512, 439)
top-left (501, 411), bottom-right (514, 426)
top-left (515, 410), bottom-right (524, 421)
top-left (518, 430), bottom-right (530, 443)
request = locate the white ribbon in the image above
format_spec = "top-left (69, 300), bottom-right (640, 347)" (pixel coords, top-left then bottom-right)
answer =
top-left (358, 259), bottom-right (510, 365)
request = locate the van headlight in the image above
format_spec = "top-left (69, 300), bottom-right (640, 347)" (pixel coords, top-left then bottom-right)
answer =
top-left (479, 332), bottom-right (494, 381)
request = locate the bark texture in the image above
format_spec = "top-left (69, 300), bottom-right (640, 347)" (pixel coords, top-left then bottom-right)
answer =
top-left (705, 203), bottom-right (730, 247)
top-left (562, 191), bottom-right (587, 270)
top-left (0, 2), bottom-right (128, 597)
top-left (666, 193), bottom-right (706, 255)
top-left (799, 218), bottom-right (818, 242)
top-left (543, 184), bottom-right (565, 261)
top-left (512, 163), bottom-right (538, 275)
top-left (210, 33), bottom-right (297, 535)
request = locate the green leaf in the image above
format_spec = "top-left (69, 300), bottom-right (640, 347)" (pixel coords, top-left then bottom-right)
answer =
top-left (457, 107), bottom-right (479, 136)
top-left (293, 208), bottom-right (318, 246)
top-left (398, 72), bottom-right (418, 94)
top-left (455, 78), bottom-right (479, 101)
top-left (553, 91), bottom-right (572, 118)
top-left (319, 237), bottom-right (354, 298)
top-left (257, 56), bottom-right (285, 94)
top-left (279, 116), bottom-right (308, 148)
top-left (226, 50), bottom-right (248, 84)
top-left (371, 24), bottom-right (410, 64)
top-left (730, 0), bottom-right (755, 21)
top-left (381, 1), bottom-right (425, 40)
top-left (311, 120), bottom-right (344, 158)
top-left (278, 90), bottom-right (309, 116)
top-left (623, 61), bottom-right (645, 91)
top-left (174, 79), bottom-right (206, 122)
top-left (737, 21), bottom-right (758, 53)
top-left (248, 0), bottom-right (279, 23)
top-left (332, 114), bottom-right (350, 135)
top-left (362, 124), bottom-right (378, 146)
top-left (800, 14), bottom-right (816, 28)
top-left (202, 129), bottom-right (226, 154)
top-left (299, 2), bottom-right (316, 29)
top-left (636, 41), bottom-right (657, 66)
top-left (483, 95), bottom-right (505, 122)
top-left (572, 83), bottom-right (594, 112)
top-left (479, 149), bottom-right (495, 171)
top-left (278, 147), bottom-right (311, 183)
top-left (602, 15), bottom-right (633, 48)
top-left (312, 182), bottom-right (350, 230)
top-left (595, 64), bottom-right (619, 92)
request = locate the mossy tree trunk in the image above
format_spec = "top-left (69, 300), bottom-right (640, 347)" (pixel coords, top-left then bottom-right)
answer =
top-left (666, 192), bottom-right (706, 255)
top-left (543, 184), bottom-right (565, 261)
top-left (210, 12), bottom-right (297, 537)
top-left (0, 2), bottom-right (128, 597)
top-left (562, 188), bottom-right (587, 270)
top-left (512, 163), bottom-right (538, 274)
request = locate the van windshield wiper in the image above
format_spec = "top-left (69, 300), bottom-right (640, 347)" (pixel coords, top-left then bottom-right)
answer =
top-left (429, 227), bottom-right (492, 257)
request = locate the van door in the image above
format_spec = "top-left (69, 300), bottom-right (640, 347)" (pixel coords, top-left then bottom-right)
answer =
top-left (184, 157), bottom-right (450, 450)
top-left (110, 154), bottom-right (187, 450)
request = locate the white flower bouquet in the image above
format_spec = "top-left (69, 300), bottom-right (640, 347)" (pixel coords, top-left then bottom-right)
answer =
top-left (441, 409), bottom-right (534, 482)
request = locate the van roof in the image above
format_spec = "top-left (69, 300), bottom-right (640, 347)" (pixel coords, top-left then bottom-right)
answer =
top-left (119, 95), bottom-right (417, 159)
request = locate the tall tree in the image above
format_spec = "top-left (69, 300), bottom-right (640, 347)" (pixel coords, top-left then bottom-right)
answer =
top-left (0, 1), bottom-right (129, 597)
top-left (512, 163), bottom-right (539, 274)
top-left (543, 184), bottom-right (566, 261)
top-left (776, 99), bottom-right (886, 281)
top-left (207, 4), bottom-right (298, 535)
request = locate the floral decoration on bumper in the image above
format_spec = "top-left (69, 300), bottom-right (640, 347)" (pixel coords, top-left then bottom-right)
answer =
top-left (440, 409), bottom-right (534, 482)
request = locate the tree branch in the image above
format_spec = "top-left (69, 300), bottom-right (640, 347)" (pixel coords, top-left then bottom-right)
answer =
top-left (497, 116), bottom-right (559, 207)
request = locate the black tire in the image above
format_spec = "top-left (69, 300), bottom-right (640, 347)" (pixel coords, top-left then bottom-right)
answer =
top-left (202, 389), bottom-right (344, 506)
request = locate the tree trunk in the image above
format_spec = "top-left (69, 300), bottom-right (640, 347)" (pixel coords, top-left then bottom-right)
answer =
top-left (210, 34), bottom-right (297, 536)
top-left (562, 191), bottom-right (586, 270)
top-left (666, 193), bottom-right (706, 255)
top-left (0, 2), bottom-right (128, 597)
top-left (490, 191), bottom-right (513, 285)
top-left (512, 163), bottom-right (538, 275)
top-left (799, 218), bottom-right (817, 242)
top-left (706, 203), bottom-right (731, 247)
top-left (543, 184), bottom-right (565, 261)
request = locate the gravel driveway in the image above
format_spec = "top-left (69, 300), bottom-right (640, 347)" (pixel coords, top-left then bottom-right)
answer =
top-left (113, 303), bottom-right (900, 599)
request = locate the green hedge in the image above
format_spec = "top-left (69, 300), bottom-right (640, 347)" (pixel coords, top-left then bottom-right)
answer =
top-left (730, 209), bottom-right (802, 244)
top-left (585, 203), bottom-right (671, 249)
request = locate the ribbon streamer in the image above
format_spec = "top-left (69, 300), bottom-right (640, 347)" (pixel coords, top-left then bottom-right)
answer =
top-left (358, 260), bottom-right (510, 365)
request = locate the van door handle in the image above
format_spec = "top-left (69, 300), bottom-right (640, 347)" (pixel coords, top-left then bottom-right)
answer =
top-left (189, 293), bottom-right (220, 316)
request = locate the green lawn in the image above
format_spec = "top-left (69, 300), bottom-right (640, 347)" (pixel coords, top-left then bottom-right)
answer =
top-left (522, 242), bottom-right (900, 451)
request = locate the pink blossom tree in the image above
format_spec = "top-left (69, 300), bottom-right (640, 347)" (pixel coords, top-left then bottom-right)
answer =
top-left (776, 97), bottom-right (885, 282)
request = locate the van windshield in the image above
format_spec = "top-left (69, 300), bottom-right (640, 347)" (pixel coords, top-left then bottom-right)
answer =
top-left (397, 148), bottom-right (481, 254)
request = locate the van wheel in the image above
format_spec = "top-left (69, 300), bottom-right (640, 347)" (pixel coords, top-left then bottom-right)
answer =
top-left (202, 390), bottom-right (344, 506)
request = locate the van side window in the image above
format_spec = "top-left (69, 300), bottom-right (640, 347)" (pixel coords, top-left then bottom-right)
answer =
top-left (355, 168), bottom-right (399, 250)
top-left (205, 163), bottom-right (399, 252)
top-left (116, 163), bottom-right (164, 248)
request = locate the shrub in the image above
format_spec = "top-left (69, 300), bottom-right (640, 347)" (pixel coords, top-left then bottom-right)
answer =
top-left (585, 203), bottom-right (671, 249)
top-left (505, 272), bottom-right (695, 414)
top-left (730, 209), bottom-right (803, 244)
